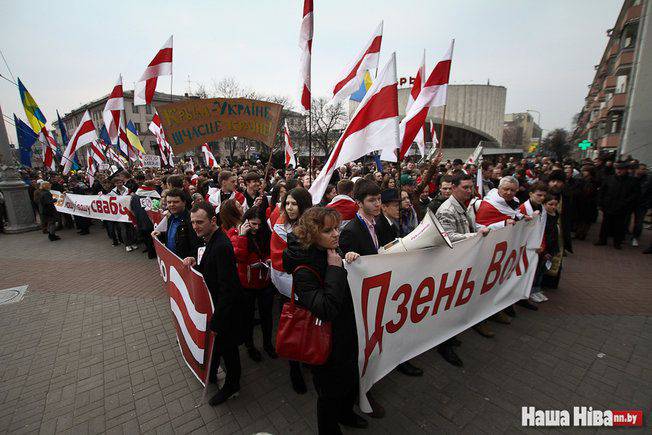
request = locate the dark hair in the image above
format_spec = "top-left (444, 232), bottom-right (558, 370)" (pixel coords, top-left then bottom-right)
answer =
top-left (167, 175), bottom-right (184, 189)
top-left (450, 173), bottom-right (473, 186)
top-left (325, 184), bottom-right (336, 197)
top-left (134, 172), bottom-right (146, 182)
top-left (548, 170), bottom-right (565, 183)
top-left (282, 187), bottom-right (312, 222)
top-left (293, 207), bottom-right (341, 249)
top-left (269, 183), bottom-right (286, 206)
top-left (481, 161), bottom-right (492, 171)
top-left (167, 188), bottom-right (187, 203)
top-left (190, 202), bottom-right (216, 220)
top-left (244, 172), bottom-right (260, 182)
top-left (219, 170), bottom-right (235, 184)
top-left (353, 179), bottom-right (381, 202)
top-left (286, 179), bottom-right (301, 190)
top-left (220, 199), bottom-right (243, 230)
top-left (530, 182), bottom-right (548, 193)
top-left (439, 174), bottom-right (454, 185)
top-left (337, 179), bottom-right (354, 195)
top-left (242, 206), bottom-right (271, 256)
top-left (544, 193), bottom-right (560, 203)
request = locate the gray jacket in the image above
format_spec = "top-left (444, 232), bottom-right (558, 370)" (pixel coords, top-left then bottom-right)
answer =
top-left (435, 196), bottom-right (476, 244)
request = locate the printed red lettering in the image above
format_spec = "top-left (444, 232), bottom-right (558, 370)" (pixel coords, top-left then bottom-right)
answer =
top-left (386, 284), bottom-right (412, 333)
top-left (454, 267), bottom-right (475, 307)
top-left (481, 241), bottom-right (507, 294)
top-left (359, 272), bottom-right (391, 377)
top-left (109, 198), bottom-right (118, 214)
top-left (410, 277), bottom-right (434, 324)
top-left (102, 201), bottom-right (110, 214)
top-left (500, 250), bottom-right (517, 284)
top-left (432, 269), bottom-right (461, 315)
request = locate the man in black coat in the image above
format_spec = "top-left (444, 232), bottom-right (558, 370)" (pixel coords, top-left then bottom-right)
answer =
top-left (339, 180), bottom-right (423, 419)
top-left (596, 162), bottom-right (640, 249)
top-left (183, 202), bottom-right (243, 406)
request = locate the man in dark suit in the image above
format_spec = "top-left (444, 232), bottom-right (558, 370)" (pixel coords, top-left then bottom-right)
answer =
top-left (182, 202), bottom-right (243, 406)
top-left (376, 189), bottom-right (401, 247)
top-left (339, 180), bottom-right (423, 419)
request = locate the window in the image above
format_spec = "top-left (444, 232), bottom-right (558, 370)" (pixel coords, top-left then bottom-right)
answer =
top-left (133, 103), bottom-right (139, 114)
top-left (146, 105), bottom-right (152, 114)
top-left (150, 140), bottom-right (157, 149)
top-left (610, 114), bottom-right (622, 134)
top-left (616, 75), bottom-right (628, 93)
top-left (621, 24), bottom-right (638, 49)
top-left (606, 92), bottom-right (613, 102)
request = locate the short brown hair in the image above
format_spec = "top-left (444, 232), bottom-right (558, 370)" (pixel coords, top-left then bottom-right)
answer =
top-left (337, 179), bottom-right (354, 196)
top-left (218, 170), bottom-right (235, 184)
top-left (191, 202), bottom-right (216, 220)
top-left (293, 207), bottom-right (341, 249)
top-left (530, 182), bottom-right (548, 193)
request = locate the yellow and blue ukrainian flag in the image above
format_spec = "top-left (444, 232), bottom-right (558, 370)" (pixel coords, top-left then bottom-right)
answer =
top-left (350, 70), bottom-right (373, 102)
top-left (17, 77), bottom-right (47, 134)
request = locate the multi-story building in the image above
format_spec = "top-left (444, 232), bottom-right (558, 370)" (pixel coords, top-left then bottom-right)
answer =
top-left (52, 91), bottom-right (187, 156)
top-left (573, 0), bottom-right (650, 164)
top-left (503, 112), bottom-right (542, 152)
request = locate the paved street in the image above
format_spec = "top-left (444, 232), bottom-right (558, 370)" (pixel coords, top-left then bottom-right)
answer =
top-left (0, 223), bottom-right (650, 434)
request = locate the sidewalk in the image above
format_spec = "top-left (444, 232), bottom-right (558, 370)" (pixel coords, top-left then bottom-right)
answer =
top-left (0, 224), bottom-right (650, 434)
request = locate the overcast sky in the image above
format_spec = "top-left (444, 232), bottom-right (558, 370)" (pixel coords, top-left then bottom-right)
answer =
top-left (1, 0), bottom-right (622, 144)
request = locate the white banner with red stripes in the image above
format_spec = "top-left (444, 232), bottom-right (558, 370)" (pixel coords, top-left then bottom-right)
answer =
top-left (51, 190), bottom-right (135, 223)
top-left (153, 238), bottom-right (215, 386)
top-left (345, 220), bottom-right (542, 412)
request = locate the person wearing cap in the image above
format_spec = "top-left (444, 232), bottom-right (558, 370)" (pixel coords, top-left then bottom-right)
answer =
top-left (375, 189), bottom-right (401, 247)
top-left (595, 161), bottom-right (640, 249)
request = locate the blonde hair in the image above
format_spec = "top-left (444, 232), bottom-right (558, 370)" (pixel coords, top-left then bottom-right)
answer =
top-left (293, 207), bottom-right (341, 249)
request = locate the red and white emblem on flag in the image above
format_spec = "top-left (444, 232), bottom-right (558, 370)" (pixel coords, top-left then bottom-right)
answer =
top-left (153, 238), bottom-right (215, 385)
top-left (202, 143), bottom-right (218, 168)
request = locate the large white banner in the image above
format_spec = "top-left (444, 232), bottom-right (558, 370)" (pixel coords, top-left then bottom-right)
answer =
top-left (345, 220), bottom-right (542, 412)
top-left (51, 190), bottom-right (135, 223)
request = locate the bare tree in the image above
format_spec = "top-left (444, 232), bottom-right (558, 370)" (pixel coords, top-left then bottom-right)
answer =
top-left (310, 97), bottom-right (347, 156)
top-left (542, 128), bottom-right (570, 159)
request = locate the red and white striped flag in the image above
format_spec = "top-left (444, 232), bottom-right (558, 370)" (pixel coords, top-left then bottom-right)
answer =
top-left (39, 128), bottom-right (59, 171)
top-left (430, 121), bottom-right (439, 146)
top-left (149, 113), bottom-right (173, 166)
top-left (399, 40), bottom-right (453, 160)
top-left (86, 149), bottom-right (96, 185)
top-left (102, 75), bottom-right (125, 148)
top-left (299, 0), bottom-right (313, 111)
top-left (89, 140), bottom-right (107, 165)
top-left (134, 36), bottom-right (173, 106)
top-left (283, 120), bottom-right (297, 168)
top-left (62, 110), bottom-right (98, 173)
top-left (201, 143), bottom-right (218, 168)
top-left (330, 21), bottom-right (383, 104)
top-left (405, 50), bottom-right (427, 156)
top-left (310, 52), bottom-right (400, 204)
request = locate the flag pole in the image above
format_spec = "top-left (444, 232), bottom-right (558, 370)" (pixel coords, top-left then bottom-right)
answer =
top-left (438, 104), bottom-right (447, 150)
top-left (308, 109), bottom-right (312, 182)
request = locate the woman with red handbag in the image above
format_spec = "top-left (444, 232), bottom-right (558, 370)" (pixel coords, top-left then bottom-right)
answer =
top-left (283, 207), bottom-right (368, 434)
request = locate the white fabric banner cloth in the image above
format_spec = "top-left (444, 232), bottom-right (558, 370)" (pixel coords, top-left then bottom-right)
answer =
top-left (51, 190), bottom-right (134, 223)
top-left (345, 220), bottom-right (541, 412)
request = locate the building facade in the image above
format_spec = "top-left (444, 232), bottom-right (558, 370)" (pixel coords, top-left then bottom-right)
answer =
top-left (503, 112), bottom-right (542, 152)
top-left (573, 0), bottom-right (650, 164)
top-left (52, 91), bottom-right (187, 156)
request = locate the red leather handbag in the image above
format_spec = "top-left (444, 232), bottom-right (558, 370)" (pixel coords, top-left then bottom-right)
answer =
top-left (275, 265), bottom-right (332, 365)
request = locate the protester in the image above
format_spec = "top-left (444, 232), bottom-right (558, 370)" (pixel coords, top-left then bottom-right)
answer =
top-left (154, 188), bottom-right (201, 259)
top-left (110, 175), bottom-right (138, 252)
top-left (283, 207), bottom-right (367, 435)
top-left (230, 205), bottom-right (277, 361)
top-left (518, 182), bottom-right (549, 302)
top-left (39, 182), bottom-right (59, 241)
top-left (183, 202), bottom-right (243, 406)
top-left (130, 177), bottom-right (160, 259)
top-left (326, 179), bottom-right (358, 229)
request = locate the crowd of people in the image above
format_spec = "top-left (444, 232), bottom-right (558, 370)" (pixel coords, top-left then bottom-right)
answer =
top-left (7, 151), bottom-right (651, 434)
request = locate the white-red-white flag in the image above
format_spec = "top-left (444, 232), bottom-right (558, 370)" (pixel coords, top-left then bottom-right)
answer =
top-left (63, 110), bottom-right (98, 173)
top-left (299, 0), bottom-right (313, 111)
top-left (202, 143), bottom-right (218, 168)
top-left (89, 140), bottom-right (107, 165)
top-left (404, 50), bottom-right (427, 156)
top-left (430, 121), bottom-right (439, 146)
top-left (149, 114), bottom-right (173, 166)
top-left (283, 120), bottom-right (297, 168)
top-left (86, 149), bottom-right (96, 185)
top-left (38, 128), bottom-right (58, 171)
top-left (399, 40), bottom-right (453, 160)
top-left (134, 36), bottom-right (173, 106)
top-left (310, 52), bottom-right (399, 204)
top-left (102, 75), bottom-right (124, 148)
top-left (330, 21), bottom-right (383, 104)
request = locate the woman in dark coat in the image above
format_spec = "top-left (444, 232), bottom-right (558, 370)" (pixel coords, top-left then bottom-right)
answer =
top-left (283, 207), bottom-right (367, 435)
top-left (40, 182), bottom-right (60, 241)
